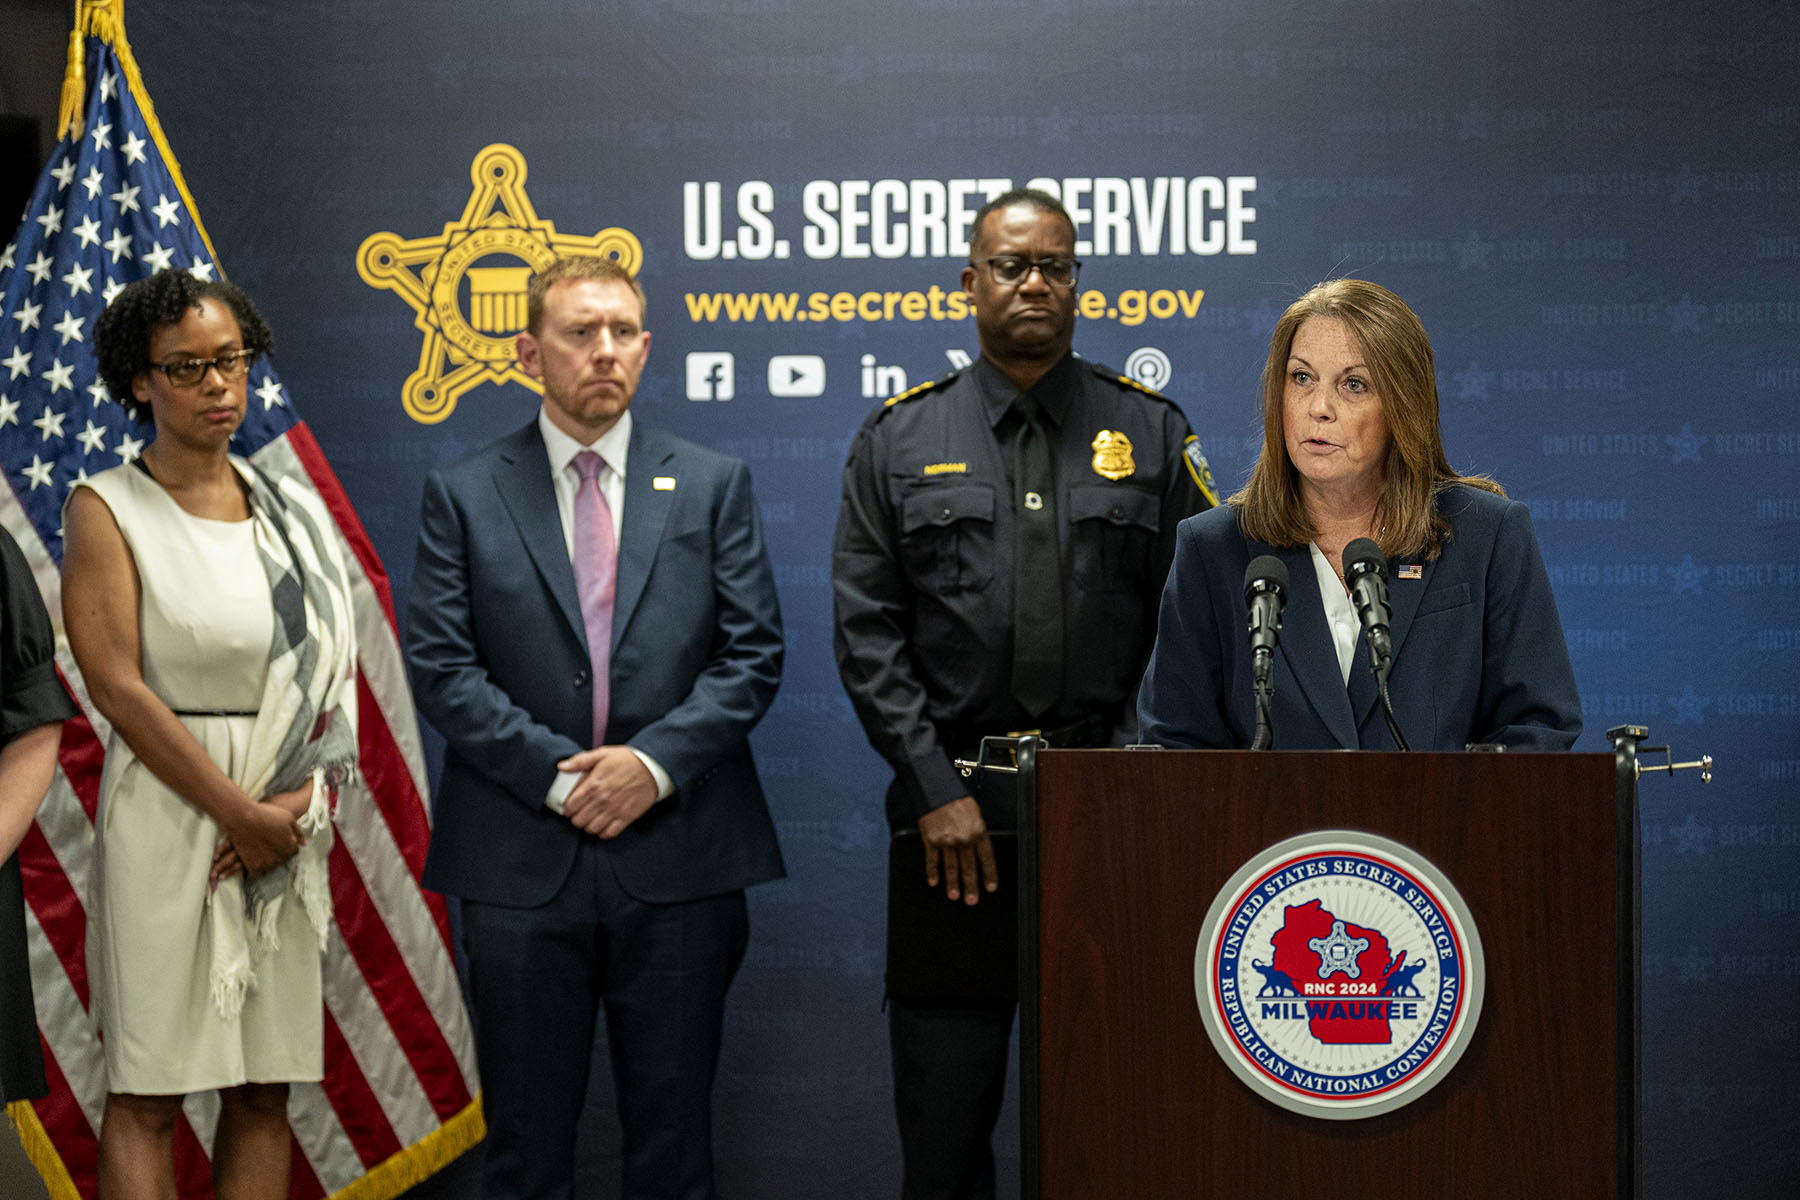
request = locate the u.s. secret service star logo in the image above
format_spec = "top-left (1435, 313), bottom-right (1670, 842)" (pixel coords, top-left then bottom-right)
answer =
top-left (1194, 831), bottom-right (1485, 1120)
top-left (1309, 921), bottom-right (1371, 977)
top-left (356, 143), bottom-right (641, 426)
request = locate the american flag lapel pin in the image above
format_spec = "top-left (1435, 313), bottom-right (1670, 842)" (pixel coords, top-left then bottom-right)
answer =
top-left (1398, 564), bottom-right (1423, 580)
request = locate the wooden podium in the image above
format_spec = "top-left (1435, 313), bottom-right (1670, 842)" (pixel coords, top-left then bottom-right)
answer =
top-left (1015, 745), bottom-right (1639, 1200)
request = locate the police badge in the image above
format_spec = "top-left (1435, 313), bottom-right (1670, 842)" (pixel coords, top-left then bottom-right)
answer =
top-left (1091, 430), bottom-right (1136, 480)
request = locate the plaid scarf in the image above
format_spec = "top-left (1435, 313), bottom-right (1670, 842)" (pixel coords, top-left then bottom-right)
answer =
top-left (207, 460), bottom-right (357, 1019)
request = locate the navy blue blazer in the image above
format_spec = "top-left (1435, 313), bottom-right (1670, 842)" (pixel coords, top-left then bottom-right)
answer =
top-left (408, 419), bottom-right (785, 907)
top-left (1138, 485), bottom-right (1581, 751)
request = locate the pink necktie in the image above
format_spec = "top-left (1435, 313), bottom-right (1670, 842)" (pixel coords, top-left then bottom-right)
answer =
top-left (572, 451), bottom-right (617, 744)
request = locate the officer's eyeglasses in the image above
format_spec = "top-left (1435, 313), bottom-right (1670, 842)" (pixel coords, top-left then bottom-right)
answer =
top-left (971, 255), bottom-right (1081, 288)
top-left (148, 349), bottom-right (256, 387)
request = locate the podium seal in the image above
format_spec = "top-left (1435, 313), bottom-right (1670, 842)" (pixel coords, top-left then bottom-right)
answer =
top-left (1194, 831), bottom-right (1484, 1119)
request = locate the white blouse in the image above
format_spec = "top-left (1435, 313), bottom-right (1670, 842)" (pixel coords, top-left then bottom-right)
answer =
top-left (1309, 542), bottom-right (1360, 687)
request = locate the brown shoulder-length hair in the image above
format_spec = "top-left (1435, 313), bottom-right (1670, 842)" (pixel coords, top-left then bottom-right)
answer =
top-left (1231, 278), bottom-right (1503, 560)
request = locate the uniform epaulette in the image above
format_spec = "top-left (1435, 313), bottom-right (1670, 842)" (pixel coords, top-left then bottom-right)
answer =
top-left (883, 371), bottom-right (954, 408)
top-left (868, 369), bottom-right (965, 427)
top-left (1085, 358), bottom-right (1170, 403)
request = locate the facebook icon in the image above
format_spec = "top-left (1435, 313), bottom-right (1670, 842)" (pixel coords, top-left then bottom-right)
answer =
top-left (685, 351), bottom-right (735, 401)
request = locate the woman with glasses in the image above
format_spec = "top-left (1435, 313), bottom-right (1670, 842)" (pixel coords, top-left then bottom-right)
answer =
top-left (63, 270), bottom-right (356, 1200)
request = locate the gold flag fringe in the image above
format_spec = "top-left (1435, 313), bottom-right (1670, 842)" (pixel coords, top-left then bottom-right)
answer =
top-left (326, 1095), bottom-right (487, 1200)
top-left (7, 1098), bottom-right (81, 1200)
top-left (10, 1093), bottom-right (485, 1200)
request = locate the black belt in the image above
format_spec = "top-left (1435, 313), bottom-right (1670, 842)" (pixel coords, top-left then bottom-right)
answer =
top-left (937, 710), bottom-right (1115, 760)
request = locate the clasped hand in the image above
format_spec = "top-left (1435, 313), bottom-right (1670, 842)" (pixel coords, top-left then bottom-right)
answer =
top-left (210, 783), bottom-right (311, 889)
top-left (557, 745), bottom-right (657, 839)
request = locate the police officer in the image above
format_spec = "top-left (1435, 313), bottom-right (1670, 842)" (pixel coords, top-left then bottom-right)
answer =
top-left (831, 188), bottom-right (1216, 1199)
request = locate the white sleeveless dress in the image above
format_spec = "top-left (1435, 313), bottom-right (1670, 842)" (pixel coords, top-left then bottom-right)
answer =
top-left (79, 463), bottom-right (326, 1094)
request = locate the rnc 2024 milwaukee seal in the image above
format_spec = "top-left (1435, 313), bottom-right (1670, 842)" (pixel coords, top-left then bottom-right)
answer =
top-left (1194, 831), bottom-right (1485, 1119)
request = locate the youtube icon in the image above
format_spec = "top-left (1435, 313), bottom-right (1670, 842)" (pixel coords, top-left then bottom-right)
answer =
top-left (767, 354), bottom-right (826, 397)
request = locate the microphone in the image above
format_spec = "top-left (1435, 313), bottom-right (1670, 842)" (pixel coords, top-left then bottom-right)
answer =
top-left (1341, 538), bottom-right (1410, 751)
top-left (1342, 539), bottom-right (1393, 674)
top-left (1243, 557), bottom-right (1288, 751)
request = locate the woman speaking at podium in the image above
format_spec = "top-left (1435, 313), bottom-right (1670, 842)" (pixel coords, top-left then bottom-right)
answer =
top-left (1137, 278), bottom-right (1581, 751)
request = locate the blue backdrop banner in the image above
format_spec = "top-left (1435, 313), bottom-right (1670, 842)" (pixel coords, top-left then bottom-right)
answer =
top-left (36, 2), bottom-right (1799, 1195)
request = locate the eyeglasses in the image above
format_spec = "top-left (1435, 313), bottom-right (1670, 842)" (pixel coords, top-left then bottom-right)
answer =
top-left (971, 255), bottom-right (1081, 288)
top-left (148, 349), bottom-right (256, 388)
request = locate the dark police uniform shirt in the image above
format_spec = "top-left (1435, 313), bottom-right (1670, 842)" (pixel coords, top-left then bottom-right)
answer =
top-left (832, 352), bottom-right (1215, 830)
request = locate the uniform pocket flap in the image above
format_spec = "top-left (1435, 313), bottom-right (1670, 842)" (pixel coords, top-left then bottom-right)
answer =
top-left (1067, 484), bottom-right (1158, 530)
top-left (901, 484), bottom-right (996, 532)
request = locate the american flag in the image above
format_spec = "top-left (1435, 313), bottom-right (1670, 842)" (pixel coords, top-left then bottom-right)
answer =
top-left (1, 10), bottom-right (482, 1198)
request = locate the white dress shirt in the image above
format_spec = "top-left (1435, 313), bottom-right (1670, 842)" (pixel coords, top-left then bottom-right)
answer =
top-left (537, 408), bottom-right (674, 811)
top-left (1310, 541), bottom-right (1360, 688)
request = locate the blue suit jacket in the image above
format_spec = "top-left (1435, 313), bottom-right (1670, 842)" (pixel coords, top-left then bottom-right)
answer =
top-left (408, 419), bottom-right (785, 907)
top-left (1138, 485), bottom-right (1581, 751)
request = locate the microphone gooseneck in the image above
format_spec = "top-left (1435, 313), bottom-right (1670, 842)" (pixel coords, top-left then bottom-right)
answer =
top-left (1243, 556), bottom-right (1289, 751)
top-left (1341, 538), bottom-right (1410, 751)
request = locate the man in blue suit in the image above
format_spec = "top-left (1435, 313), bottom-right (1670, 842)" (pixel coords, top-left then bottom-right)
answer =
top-left (406, 256), bottom-right (785, 1200)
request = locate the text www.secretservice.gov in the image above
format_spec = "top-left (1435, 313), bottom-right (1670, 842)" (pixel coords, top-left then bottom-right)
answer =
top-left (684, 284), bottom-right (1205, 327)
